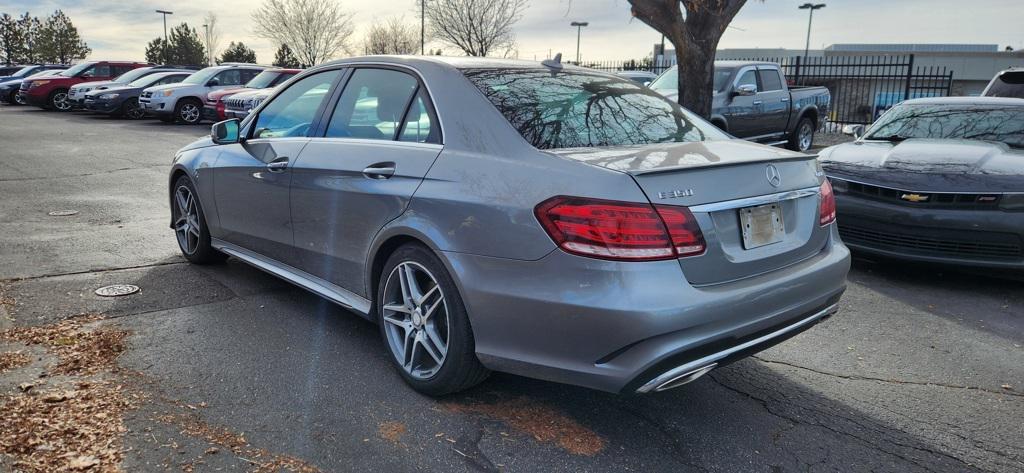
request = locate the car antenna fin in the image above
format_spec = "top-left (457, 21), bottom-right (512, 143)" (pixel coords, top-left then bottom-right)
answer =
top-left (541, 53), bottom-right (563, 70)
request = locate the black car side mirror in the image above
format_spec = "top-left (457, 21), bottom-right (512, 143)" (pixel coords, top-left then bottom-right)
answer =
top-left (212, 119), bottom-right (241, 144)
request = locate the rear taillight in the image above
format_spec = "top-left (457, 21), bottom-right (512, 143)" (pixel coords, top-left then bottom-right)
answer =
top-left (819, 180), bottom-right (836, 226)
top-left (215, 100), bottom-right (226, 119)
top-left (535, 196), bottom-right (705, 261)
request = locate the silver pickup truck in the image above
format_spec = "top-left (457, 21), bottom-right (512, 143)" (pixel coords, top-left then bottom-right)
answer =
top-left (651, 61), bottom-right (831, 152)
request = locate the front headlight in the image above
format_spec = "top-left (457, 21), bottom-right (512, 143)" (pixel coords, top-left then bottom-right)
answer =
top-left (99, 93), bottom-right (119, 100)
top-left (162, 89), bottom-right (175, 97)
top-left (1000, 194), bottom-right (1024, 211)
top-left (31, 80), bottom-right (49, 87)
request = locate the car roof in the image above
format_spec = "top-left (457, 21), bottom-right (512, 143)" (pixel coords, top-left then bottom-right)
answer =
top-left (322, 55), bottom-right (596, 73)
top-left (900, 96), bottom-right (1024, 106)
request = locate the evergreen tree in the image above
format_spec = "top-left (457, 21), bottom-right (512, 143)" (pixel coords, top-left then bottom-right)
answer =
top-left (165, 23), bottom-right (206, 66)
top-left (17, 13), bottom-right (42, 63)
top-left (37, 10), bottom-right (90, 64)
top-left (219, 41), bottom-right (256, 64)
top-left (272, 44), bottom-right (300, 68)
top-left (0, 13), bottom-right (23, 65)
top-left (144, 37), bottom-right (165, 64)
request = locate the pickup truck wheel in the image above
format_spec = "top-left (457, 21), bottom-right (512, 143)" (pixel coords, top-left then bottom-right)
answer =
top-left (788, 117), bottom-right (815, 152)
top-left (175, 99), bottom-right (202, 124)
top-left (49, 89), bottom-right (72, 111)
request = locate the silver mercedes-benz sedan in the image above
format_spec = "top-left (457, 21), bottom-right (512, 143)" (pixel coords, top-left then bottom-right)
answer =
top-left (169, 56), bottom-right (850, 396)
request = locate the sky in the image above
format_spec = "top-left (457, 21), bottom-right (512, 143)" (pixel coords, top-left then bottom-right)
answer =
top-left (4, 0), bottom-right (1023, 64)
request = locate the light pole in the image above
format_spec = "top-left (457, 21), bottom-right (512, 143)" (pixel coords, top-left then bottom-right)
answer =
top-left (798, 3), bottom-right (825, 60)
top-left (156, 10), bottom-right (173, 64)
top-left (202, 23), bottom-right (210, 65)
top-left (570, 21), bottom-right (588, 64)
top-left (421, 0), bottom-right (426, 55)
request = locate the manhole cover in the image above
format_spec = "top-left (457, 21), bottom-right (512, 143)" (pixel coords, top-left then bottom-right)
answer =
top-left (95, 284), bottom-right (140, 297)
top-left (48, 210), bottom-right (79, 217)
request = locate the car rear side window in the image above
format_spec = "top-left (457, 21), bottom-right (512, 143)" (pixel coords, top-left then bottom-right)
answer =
top-left (397, 90), bottom-right (440, 144)
top-left (758, 69), bottom-right (783, 91)
top-left (325, 68), bottom-right (419, 140)
top-left (462, 68), bottom-right (727, 149)
top-left (251, 70), bottom-right (341, 139)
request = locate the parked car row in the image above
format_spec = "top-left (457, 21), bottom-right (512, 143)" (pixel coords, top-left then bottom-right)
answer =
top-left (2, 60), bottom-right (303, 125)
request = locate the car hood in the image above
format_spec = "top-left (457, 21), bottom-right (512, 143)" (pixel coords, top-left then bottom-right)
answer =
top-left (820, 138), bottom-right (1024, 192)
top-left (544, 139), bottom-right (808, 174)
top-left (73, 80), bottom-right (116, 89)
top-left (86, 85), bottom-right (142, 97)
top-left (145, 83), bottom-right (195, 93)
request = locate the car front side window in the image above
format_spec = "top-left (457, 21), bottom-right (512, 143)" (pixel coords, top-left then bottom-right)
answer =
top-left (251, 70), bottom-right (341, 139)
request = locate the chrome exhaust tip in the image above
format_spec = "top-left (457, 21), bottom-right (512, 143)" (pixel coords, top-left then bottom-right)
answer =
top-left (637, 362), bottom-right (718, 393)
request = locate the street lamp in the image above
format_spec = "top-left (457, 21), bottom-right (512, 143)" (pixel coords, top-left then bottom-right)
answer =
top-left (202, 23), bottom-right (211, 65)
top-left (798, 3), bottom-right (825, 60)
top-left (155, 10), bottom-right (173, 64)
top-left (570, 21), bottom-right (588, 64)
top-left (421, 0), bottom-right (426, 55)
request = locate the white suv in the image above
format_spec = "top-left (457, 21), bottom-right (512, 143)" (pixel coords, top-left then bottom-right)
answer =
top-left (139, 64), bottom-right (263, 124)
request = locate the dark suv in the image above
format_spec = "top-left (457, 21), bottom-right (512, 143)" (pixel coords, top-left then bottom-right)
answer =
top-left (19, 61), bottom-right (150, 110)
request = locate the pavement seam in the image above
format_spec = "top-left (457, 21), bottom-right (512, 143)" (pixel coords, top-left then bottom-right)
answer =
top-left (753, 355), bottom-right (1024, 398)
top-left (0, 260), bottom-right (187, 284)
top-left (0, 164), bottom-right (168, 183)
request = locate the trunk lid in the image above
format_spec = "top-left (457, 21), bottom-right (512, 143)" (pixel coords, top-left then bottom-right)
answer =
top-left (548, 140), bottom-right (828, 286)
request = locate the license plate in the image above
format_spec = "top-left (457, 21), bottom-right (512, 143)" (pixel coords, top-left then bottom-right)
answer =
top-left (739, 203), bottom-right (785, 249)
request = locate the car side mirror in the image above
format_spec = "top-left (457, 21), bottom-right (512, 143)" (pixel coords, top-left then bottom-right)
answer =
top-left (211, 119), bottom-right (240, 144)
top-left (843, 124), bottom-right (866, 139)
top-left (734, 84), bottom-right (757, 96)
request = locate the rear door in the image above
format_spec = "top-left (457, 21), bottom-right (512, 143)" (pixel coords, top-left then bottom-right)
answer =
top-left (290, 66), bottom-right (443, 296)
top-left (755, 67), bottom-right (790, 137)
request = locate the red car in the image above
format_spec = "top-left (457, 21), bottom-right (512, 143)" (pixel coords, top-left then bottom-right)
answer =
top-left (19, 61), bottom-right (150, 111)
top-left (202, 68), bottom-right (301, 121)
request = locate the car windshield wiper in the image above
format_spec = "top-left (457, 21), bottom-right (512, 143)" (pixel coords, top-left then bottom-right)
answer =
top-left (867, 134), bottom-right (910, 142)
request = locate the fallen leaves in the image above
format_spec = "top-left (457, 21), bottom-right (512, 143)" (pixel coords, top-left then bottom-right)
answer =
top-left (0, 350), bottom-right (30, 373)
top-left (0, 315), bottom-right (136, 472)
top-left (447, 397), bottom-right (606, 456)
top-left (378, 421), bottom-right (407, 443)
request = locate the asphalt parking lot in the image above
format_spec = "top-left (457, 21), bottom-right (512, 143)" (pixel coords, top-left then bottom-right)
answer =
top-left (1, 106), bottom-right (1022, 472)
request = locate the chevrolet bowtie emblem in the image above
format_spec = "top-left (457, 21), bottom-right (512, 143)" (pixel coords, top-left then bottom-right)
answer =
top-left (900, 193), bottom-right (930, 203)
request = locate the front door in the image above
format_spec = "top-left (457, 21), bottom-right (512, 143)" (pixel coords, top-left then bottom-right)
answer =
top-left (212, 69), bottom-right (343, 261)
top-left (722, 68), bottom-right (761, 138)
top-left (290, 67), bottom-right (443, 296)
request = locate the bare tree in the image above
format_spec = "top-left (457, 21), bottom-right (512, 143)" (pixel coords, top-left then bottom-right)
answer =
top-left (364, 17), bottom-right (419, 55)
top-left (424, 0), bottom-right (528, 57)
top-left (201, 12), bottom-right (222, 66)
top-left (627, 0), bottom-right (752, 118)
top-left (252, 0), bottom-right (356, 66)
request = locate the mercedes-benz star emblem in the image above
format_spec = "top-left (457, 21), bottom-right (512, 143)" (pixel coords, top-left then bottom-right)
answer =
top-left (765, 164), bottom-right (782, 187)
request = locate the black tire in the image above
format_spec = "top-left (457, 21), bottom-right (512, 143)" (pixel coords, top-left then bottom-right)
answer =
top-left (48, 89), bottom-right (71, 111)
top-left (787, 116), bottom-right (815, 152)
top-left (7, 89), bottom-right (21, 106)
top-left (377, 243), bottom-right (489, 396)
top-left (171, 176), bottom-right (227, 265)
top-left (174, 98), bottom-right (202, 124)
top-left (120, 98), bottom-right (146, 120)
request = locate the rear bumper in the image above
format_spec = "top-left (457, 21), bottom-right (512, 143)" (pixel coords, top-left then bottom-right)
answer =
top-left (440, 227), bottom-right (851, 393)
top-left (835, 195), bottom-right (1024, 269)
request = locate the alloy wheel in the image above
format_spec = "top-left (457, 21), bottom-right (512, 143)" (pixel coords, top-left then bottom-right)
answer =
top-left (13, 92), bottom-right (25, 105)
top-left (125, 100), bottom-right (145, 120)
top-left (180, 103), bottom-right (200, 123)
top-left (798, 121), bottom-right (813, 151)
top-left (52, 92), bottom-right (71, 111)
top-left (381, 262), bottom-right (450, 380)
top-left (173, 185), bottom-right (201, 255)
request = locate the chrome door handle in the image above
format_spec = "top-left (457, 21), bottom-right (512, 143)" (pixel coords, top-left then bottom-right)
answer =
top-left (752, 100), bottom-right (763, 105)
top-left (266, 157), bottom-right (289, 172)
top-left (363, 163), bottom-right (396, 179)
top-left (781, 98), bottom-right (790, 102)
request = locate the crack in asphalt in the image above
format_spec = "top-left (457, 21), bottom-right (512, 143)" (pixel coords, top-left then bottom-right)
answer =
top-left (706, 373), bottom-right (981, 473)
top-left (0, 163), bottom-right (168, 182)
top-left (0, 260), bottom-right (186, 283)
top-left (753, 355), bottom-right (1024, 398)
top-left (610, 402), bottom-right (712, 472)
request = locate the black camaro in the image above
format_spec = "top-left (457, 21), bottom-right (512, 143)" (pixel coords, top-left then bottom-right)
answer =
top-left (819, 97), bottom-right (1024, 270)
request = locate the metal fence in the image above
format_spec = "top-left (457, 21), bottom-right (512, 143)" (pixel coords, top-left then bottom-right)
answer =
top-left (577, 54), bottom-right (954, 127)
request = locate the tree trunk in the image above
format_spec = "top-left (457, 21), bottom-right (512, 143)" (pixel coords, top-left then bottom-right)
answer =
top-left (674, 39), bottom-right (717, 119)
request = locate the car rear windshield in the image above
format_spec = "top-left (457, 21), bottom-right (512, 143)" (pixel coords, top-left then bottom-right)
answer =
top-left (985, 71), bottom-right (1024, 98)
top-left (866, 103), bottom-right (1024, 148)
top-left (462, 68), bottom-right (727, 149)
